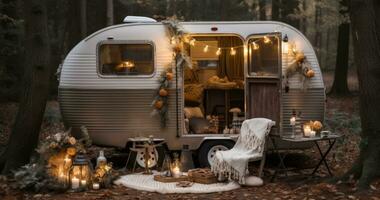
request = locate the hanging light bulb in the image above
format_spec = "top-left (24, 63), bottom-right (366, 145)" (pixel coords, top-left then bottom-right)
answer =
top-left (203, 45), bottom-right (209, 53)
top-left (216, 48), bottom-right (221, 56)
top-left (170, 37), bottom-right (176, 45)
top-left (230, 47), bottom-right (236, 56)
top-left (189, 39), bottom-right (196, 46)
top-left (252, 41), bottom-right (259, 50)
top-left (292, 43), bottom-right (297, 54)
top-left (282, 34), bottom-right (289, 54)
top-left (263, 36), bottom-right (271, 44)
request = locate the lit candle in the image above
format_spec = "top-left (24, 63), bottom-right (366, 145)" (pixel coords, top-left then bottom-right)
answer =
top-left (310, 131), bottom-right (316, 137)
top-left (290, 117), bottom-right (296, 126)
top-left (71, 177), bottom-right (80, 189)
top-left (303, 125), bottom-right (312, 137)
top-left (92, 183), bottom-right (100, 190)
top-left (172, 166), bottom-right (181, 178)
top-left (81, 179), bottom-right (87, 187)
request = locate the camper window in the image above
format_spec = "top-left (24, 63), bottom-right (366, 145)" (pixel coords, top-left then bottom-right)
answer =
top-left (98, 43), bottom-right (154, 76)
top-left (248, 35), bottom-right (280, 77)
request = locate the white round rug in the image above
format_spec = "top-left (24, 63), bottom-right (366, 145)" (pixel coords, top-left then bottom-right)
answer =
top-left (114, 173), bottom-right (240, 194)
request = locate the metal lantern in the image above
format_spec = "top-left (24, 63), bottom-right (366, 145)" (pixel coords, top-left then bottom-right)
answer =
top-left (69, 154), bottom-right (92, 190)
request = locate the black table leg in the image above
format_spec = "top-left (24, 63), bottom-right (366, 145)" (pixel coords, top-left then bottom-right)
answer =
top-left (312, 139), bottom-right (336, 176)
top-left (271, 137), bottom-right (288, 182)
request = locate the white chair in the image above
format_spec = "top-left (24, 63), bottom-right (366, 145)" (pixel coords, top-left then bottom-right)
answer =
top-left (211, 118), bottom-right (275, 185)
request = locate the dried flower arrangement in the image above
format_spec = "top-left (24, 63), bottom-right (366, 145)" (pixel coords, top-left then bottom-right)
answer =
top-left (12, 126), bottom-right (92, 192)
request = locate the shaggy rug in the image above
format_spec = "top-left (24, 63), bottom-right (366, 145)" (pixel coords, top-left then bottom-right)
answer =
top-left (114, 173), bottom-right (240, 194)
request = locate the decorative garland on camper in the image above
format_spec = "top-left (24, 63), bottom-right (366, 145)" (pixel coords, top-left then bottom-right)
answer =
top-left (284, 51), bottom-right (315, 92)
top-left (151, 19), bottom-right (192, 128)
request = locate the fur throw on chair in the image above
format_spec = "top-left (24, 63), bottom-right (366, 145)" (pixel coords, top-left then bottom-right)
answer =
top-left (211, 118), bottom-right (275, 184)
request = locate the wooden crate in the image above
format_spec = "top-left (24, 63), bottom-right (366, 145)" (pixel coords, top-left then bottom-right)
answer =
top-left (188, 168), bottom-right (218, 184)
top-left (153, 175), bottom-right (189, 183)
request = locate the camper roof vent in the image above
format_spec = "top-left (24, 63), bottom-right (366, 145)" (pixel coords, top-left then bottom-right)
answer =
top-left (123, 16), bottom-right (157, 23)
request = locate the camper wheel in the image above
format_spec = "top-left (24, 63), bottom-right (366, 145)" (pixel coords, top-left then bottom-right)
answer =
top-left (198, 140), bottom-right (235, 167)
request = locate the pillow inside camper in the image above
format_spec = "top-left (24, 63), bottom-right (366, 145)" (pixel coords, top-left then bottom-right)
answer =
top-left (184, 107), bottom-right (204, 119)
top-left (189, 117), bottom-right (209, 134)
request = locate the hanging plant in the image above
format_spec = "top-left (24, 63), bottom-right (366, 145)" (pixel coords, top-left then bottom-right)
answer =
top-left (284, 51), bottom-right (315, 92)
top-left (151, 18), bottom-right (192, 128)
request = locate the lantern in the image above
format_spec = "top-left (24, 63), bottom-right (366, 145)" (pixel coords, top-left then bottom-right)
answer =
top-left (170, 153), bottom-right (182, 178)
top-left (282, 34), bottom-right (289, 54)
top-left (69, 154), bottom-right (92, 190)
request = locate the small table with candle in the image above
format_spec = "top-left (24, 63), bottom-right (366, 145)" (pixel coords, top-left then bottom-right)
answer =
top-left (269, 132), bottom-right (341, 181)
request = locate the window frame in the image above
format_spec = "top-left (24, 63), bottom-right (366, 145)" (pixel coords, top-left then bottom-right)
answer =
top-left (96, 40), bottom-right (156, 78)
top-left (246, 33), bottom-right (282, 79)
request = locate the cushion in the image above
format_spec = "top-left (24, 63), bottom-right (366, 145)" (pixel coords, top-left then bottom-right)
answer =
top-left (189, 117), bottom-right (210, 134)
top-left (243, 176), bottom-right (263, 186)
top-left (184, 84), bottom-right (204, 104)
top-left (184, 107), bottom-right (204, 119)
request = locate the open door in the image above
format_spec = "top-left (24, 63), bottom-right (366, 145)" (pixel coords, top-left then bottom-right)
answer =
top-left (245, 33), bottom-right (281, 133)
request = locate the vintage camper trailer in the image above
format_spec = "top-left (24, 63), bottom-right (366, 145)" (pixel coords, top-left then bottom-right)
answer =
top-left (59, 17), bottom-right (325, 166)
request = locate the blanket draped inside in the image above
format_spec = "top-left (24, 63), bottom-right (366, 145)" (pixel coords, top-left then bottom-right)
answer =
top-left (211, 118), bottom-right (275, 184)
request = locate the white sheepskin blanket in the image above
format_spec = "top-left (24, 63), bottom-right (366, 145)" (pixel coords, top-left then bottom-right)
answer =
top-left (211, 118), bottom-right (275, 184)
top-left (114, 173), bottom-right (240, 194)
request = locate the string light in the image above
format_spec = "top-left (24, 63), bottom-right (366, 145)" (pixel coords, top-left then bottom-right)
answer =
top-left (216, 48), bottom-right (221, 56)
top-left (189, 39), bottom-right (196, 46)
top-left (230, 47), bottom-right (236, 56)
top-left (203, 45), bottom-right (209, 53)
top-left (252, 42), bottom-right (259, 50)
top-left (263, 36), bottom-right (271, 44)
top-left (170, 37), bottom-right (176, 45)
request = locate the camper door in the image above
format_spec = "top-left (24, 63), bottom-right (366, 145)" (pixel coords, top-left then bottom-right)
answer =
top-left (245, 33), bottom-right (282, 133)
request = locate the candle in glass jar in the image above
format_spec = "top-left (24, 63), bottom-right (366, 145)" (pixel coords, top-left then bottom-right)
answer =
top-left (172, 166), bottom-right (181, 178)
top-left (290, 117), bottom-right (296, 126)
top-left (71, 177), bottom-right (79, 189)
top-left (92, 183), bottom-right (100, 190)
top-left (310, 131), bottom-right (316, 137)
top-left (81, 179), bottom-right (87, 187)
top-left (303, 125), bottom-right (312, 137)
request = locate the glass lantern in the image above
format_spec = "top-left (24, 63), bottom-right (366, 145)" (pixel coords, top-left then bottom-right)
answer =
top-left (170, 153), bottom-right (182, 178)
top-left (69, 154), bottom-right (92, 190)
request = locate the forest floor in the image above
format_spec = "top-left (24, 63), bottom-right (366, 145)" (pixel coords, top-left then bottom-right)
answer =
top-left (1, 71), bottom-right (380, 200)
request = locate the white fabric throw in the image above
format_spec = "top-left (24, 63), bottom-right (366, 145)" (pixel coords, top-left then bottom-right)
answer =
top-left (211, 118), bottom-right (275, 184)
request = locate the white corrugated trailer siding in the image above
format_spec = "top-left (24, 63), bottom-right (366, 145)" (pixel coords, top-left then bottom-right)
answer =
top-left (59, 21), bottom-right (325, 150)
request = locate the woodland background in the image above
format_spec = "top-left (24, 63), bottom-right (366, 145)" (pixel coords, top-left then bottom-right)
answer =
top-left (1, 0), bottom-right (380, 199)
top-left (0, 0), bottom-right (352, 101)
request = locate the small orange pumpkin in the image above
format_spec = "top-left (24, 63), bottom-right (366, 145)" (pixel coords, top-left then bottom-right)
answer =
top-left (66, 147), bottom-right (76, 156)
top-left (166, 72), bottom-right (174, 81)
top-left (154, 100), bottom-right (164, 109)
top-left (159, 88), bottom-right (168, 97)
top-left (312, 121), bottom-right (323, 131)
top-left (306, 69), bottom-right (315, 78)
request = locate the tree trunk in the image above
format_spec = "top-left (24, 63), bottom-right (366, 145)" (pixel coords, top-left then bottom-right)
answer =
top-left (259, 0), bottom-right (266, 20)
top-left (0, 0), bottom-right (51, 174)
top-left (329, 24), bottom-right (350, 95)
top-left (271, 0), bottom-right (280, 20)
top-left (329, 0), bottom-right (350, 95)
top-left (342, 0), bottom-right (380, 190)
top-left (106, 0), bottom-right (114, 26)
top-left (80, 0), bottom-right (87, 38)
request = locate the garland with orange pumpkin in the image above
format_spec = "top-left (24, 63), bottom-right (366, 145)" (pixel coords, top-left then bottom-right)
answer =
top-left (152, 19), bottom-right (192, 127)
top-left (284, 51), bottom-right (315, 92)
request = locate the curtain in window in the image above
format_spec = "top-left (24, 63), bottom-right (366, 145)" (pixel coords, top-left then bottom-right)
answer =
top-left (217, 37), bottom-right (244, 81)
